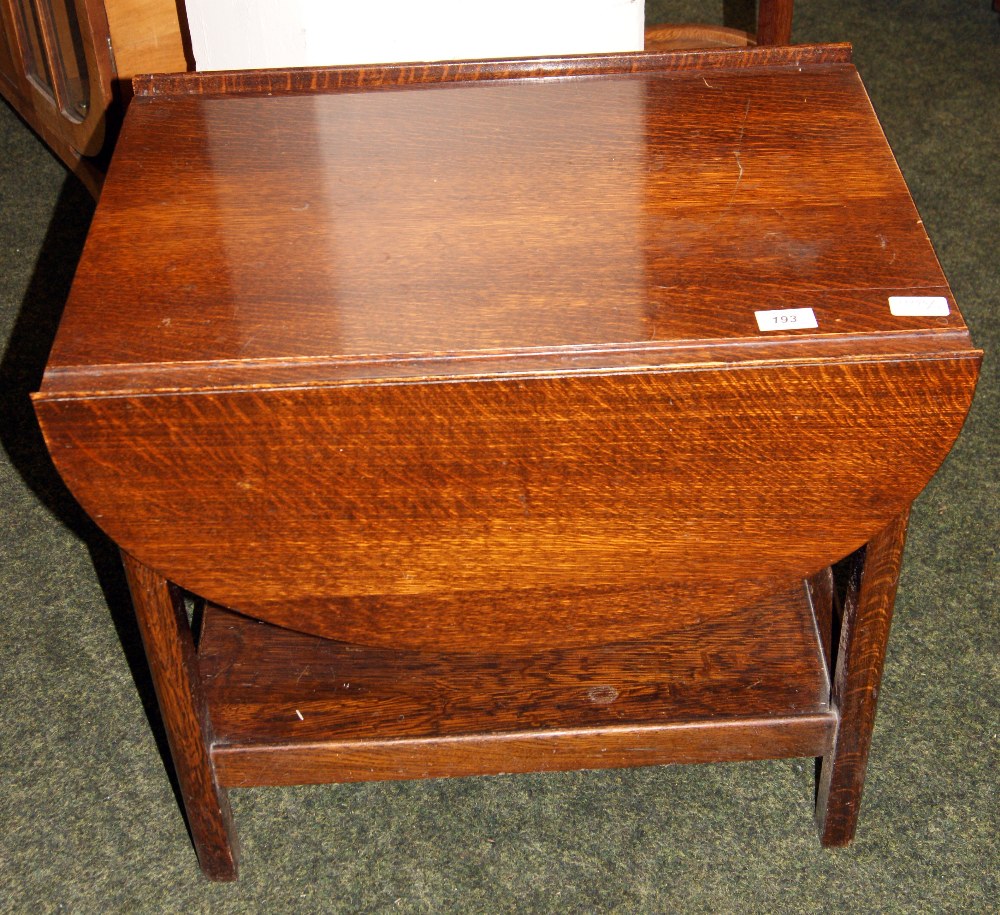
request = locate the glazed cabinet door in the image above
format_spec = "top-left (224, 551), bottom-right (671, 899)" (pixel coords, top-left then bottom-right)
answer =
top-left (0, 0), bottom-right (112, 188)
top-left (0, 2), bottom-right (30, 103)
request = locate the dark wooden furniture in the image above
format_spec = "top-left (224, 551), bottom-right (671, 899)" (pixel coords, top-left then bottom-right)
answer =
top-left (0, 0), bottom-right (187, 195)
top-left (34, 44), bottom-right (980, 881)
top-left (0, 0), bottom-right (113, 194)
top-left (646, 0), bottom-right (792, 51)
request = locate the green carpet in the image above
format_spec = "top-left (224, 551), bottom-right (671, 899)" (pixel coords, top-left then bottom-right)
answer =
top-left (1, 1), bottom-right (996, 911)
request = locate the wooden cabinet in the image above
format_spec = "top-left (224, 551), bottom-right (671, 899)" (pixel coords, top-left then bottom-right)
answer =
top-left (0, 0), bottom-right (186, 195)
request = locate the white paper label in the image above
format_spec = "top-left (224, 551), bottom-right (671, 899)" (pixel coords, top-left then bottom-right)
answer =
top-left (754, 308), bottom-right (818, 332)
top-left (888, 296), bottom-right (950, 317)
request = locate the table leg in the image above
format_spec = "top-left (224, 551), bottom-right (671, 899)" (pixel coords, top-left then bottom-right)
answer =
top-left (756, 0), bottom-right (794, 45)
top-left (815, 509), bottom-right (910, 845)
top-left (121, 551), bottom-right (239, 880)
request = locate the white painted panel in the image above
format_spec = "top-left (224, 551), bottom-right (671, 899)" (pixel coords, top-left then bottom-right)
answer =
top-left (185, 0), bottom-right (645, 72)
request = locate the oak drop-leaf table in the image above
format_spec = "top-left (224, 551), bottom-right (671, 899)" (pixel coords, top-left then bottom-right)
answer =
top-left (34, 44), bottom-right (980, 880)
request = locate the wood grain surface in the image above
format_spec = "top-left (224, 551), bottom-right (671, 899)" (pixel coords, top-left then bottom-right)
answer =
top-left (33, 46), bottom-right (983, 871)
top-left (199, 580), bottom-right (834, 787)
top-left (131, 44), bottom-right (849, 99)
top-left (43, 50), bottom-right (967, 380)
top-left (645, 0), bottom-right (793, 50)
top-left (34, 48), bottom-right (980, 649)
top-left (103, 0), bottom-right (188, 82)
top-left (756, 0), bottom-right (794, 47)
top-left (36, 355), bottom-right (978, 649)
top-left (121, 553), bottom-right (239, 880)
top-left (816, 512), bottom-right (910, 845)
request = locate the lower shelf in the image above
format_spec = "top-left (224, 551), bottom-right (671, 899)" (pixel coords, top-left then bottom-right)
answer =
top-left (199, 579), bottom-right (836, 788)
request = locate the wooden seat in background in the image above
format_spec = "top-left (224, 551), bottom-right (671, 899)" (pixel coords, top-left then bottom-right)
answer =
top-left (646, 0), bottom-right (792, 50)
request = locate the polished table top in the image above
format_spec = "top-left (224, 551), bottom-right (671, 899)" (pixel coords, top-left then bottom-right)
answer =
top-left (34, 45), bottom-right (979, 650)
top-left (42, 44), bottom-right (971, 397)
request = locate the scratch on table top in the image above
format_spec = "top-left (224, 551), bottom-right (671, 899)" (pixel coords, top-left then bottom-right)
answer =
top-left (731, 101), bottom-right (751, 186)
top-left (712, 100), bottom-right (752, 225)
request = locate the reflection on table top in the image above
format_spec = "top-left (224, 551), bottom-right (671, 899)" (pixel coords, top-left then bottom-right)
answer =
top-left (43, 48), bottom-right (969, 393)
